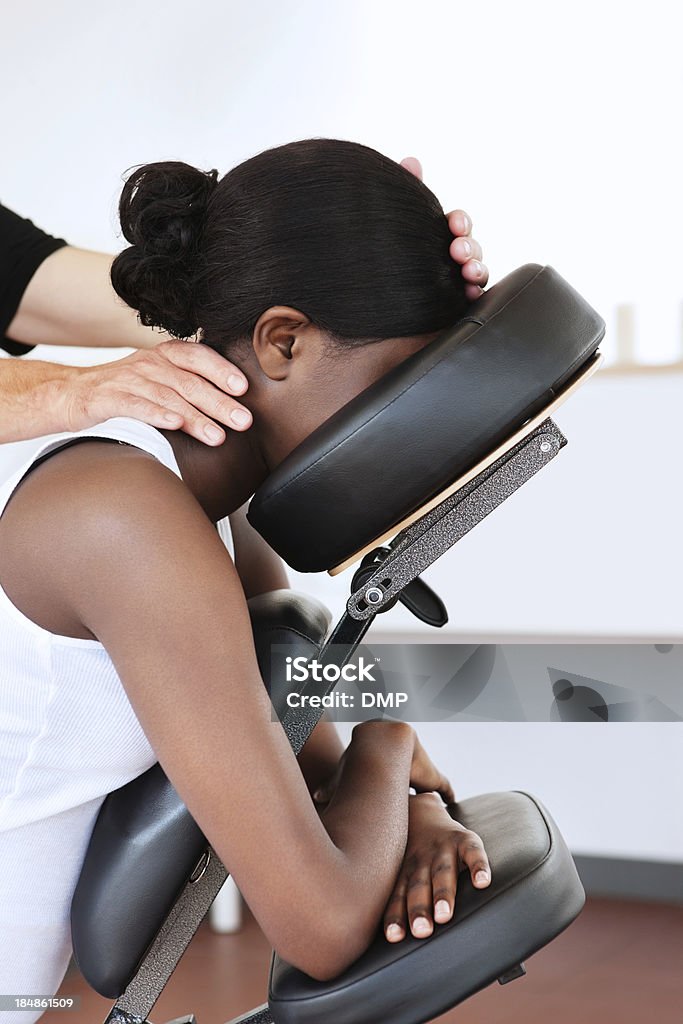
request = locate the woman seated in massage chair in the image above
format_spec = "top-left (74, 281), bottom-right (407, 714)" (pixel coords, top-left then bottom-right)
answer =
top-left (0, 139), bottom-right (493, 995)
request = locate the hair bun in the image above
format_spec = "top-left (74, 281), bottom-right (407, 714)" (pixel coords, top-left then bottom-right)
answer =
top-left (111, 161), bottom-right (218, 338)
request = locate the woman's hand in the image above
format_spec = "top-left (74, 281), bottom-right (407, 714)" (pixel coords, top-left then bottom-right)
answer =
top-left (61, 341), bottom-right (252, 444)
top-left (383, 792), bottom-right (491, 942)
top-left (409, 730), bottom-right (454, 802)
top-left (313, 722), bottom-right (453, 807)
top-left (400, 156), bottom-right (489, 302)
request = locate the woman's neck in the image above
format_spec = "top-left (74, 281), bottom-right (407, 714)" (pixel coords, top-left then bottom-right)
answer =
top-left (160, 388), bottom-right (323, 522)
top-left (162, 422), bottom-right (269, 522)
top-left (159, 352), bottom-right (338, 521)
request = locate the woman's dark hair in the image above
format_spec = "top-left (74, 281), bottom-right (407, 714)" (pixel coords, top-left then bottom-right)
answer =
top-left (111, 139), bottom-right (469, 348)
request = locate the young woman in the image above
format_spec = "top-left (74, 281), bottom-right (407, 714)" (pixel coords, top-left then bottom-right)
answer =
top-left (0, 140), bottom-right (492, 1005)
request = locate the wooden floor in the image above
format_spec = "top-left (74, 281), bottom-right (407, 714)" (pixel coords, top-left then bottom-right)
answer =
top-left (46, 897), bottom-right (683, 1024)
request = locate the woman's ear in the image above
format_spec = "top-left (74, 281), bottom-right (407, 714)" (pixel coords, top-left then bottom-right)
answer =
top-left (252, 306), bottom-right (312, 381)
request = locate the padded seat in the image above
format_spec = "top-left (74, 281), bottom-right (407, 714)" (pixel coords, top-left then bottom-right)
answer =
top-left (268, 791), bottom-right (584, 1024)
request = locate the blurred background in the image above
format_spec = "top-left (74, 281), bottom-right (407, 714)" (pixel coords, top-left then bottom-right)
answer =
top-left (1, 1), bottom-right (681, 1021)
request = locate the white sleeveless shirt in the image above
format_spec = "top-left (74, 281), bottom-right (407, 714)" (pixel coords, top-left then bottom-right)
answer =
top-left (0, 418), bottom-right (225, 1018)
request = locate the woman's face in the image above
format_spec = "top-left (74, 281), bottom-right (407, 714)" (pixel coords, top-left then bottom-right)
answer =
top-left (244, 306), bottom-right (440, 467)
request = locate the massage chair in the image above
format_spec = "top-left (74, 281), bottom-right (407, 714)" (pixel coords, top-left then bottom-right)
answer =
top-left (70, 263), bottom-right (605, 1024)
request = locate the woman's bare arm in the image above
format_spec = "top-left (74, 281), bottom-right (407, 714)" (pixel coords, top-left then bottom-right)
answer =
top-left (229, 502), bottom-right (290, 598)
top-left (228, 501), bottom-right (345, 793)
top-left (0, 443), bottom-right (423, 980)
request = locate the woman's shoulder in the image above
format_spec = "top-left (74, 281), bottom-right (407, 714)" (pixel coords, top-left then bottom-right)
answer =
top-left (0, 437), bottom-right (212, 639)
top-left (1, 435), bottom-right (192, 543)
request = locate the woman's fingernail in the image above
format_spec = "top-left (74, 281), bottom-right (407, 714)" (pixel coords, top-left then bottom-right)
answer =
top-left (460, 213), bottom-right (471, 233)
top-left (472, 260), bottom-right (483, 277)
top-left (230, 409), bottom-right (252, 428)
top-left (434, 900), bottom-right (450, 920)
top-left (412, 916), bottom-right (432, 937)
top-left (204, 423), bottom-right (224, 443)
top-left (475, 870), bottom-right (490, 885)
top-left (228, 374), bottom-right (247, 393)
top-left (460, 239), bottom-right (472, 258)
top-left (386, 923), bottom-right (403, 941)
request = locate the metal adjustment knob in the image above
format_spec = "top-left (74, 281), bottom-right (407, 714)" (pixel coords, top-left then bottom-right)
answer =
top-left (364, 586), bottom-right (384, 606)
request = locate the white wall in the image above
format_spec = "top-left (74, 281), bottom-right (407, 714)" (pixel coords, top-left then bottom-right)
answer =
top-left (2, 0), bottom-right (681, 863)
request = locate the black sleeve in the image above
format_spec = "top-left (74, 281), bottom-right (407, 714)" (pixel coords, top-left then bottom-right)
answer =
top-left (0, 203), bottom-right (68, 355)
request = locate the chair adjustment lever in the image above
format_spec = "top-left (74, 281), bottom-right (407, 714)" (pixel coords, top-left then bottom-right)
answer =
top-left (398, 577), bottom-right (448, 627)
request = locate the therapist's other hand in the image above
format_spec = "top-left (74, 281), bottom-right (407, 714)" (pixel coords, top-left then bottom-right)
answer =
top-left (383, 792), bottom-right (491, 942)
top-left (400, 156), bottom-right (489, 302)
top-left (62, 341), bottom-right (252, 444)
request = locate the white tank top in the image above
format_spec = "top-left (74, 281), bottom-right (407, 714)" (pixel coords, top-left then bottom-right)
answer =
top-left (0, 418), bottom-right (227, 1019)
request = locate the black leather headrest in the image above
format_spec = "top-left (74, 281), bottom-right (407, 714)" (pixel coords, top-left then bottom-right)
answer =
top-left (248, 264), bottom-right (604, 573)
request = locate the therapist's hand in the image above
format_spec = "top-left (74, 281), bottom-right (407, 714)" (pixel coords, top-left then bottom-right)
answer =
top-left (401, 156), bottom-right (489, 302)
top-left (62, 341), bottom-right (252, 444)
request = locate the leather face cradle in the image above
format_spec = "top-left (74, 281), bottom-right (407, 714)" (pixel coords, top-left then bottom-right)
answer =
top-left (248, 264), bottom-right (605, 573)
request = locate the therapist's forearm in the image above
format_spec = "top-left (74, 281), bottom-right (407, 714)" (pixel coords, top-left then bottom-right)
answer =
top-left (0, 360), bottom-right (81, 442)
top-left (5, 245), bottom-right (165, 350)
